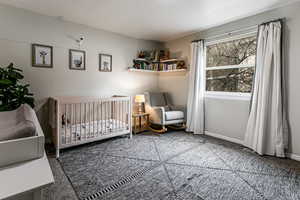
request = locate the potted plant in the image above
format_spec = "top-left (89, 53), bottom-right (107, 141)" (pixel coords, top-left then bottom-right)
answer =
top-left (0, 63), bottom-right (34, 111)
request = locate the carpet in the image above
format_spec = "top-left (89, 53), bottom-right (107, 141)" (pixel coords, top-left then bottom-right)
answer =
top-left (57, 131), bottom-right (300, 200)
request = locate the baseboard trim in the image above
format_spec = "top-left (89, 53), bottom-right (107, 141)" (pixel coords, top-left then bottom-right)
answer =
top-left (204, 131), bottom-right (300, 162)
top-left (204, 131), bottom-right (244, 145)
top-left (287, 153), bottom-right (300, 161)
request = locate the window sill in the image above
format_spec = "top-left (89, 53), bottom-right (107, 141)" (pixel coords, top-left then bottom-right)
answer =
top-left (205, 92), bottom-right (251, 101)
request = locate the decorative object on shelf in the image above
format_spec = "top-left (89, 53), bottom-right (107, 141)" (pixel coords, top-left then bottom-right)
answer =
top-left (159, 50), bottom-right (170, 60)
top-left (0, 63), bottom-right (34, 111)
top-left (69, 49), bottom-right (86, 70)
top-left (132, 112), bottom-right (149, 134)
top-left (99, 54), bottom-right (112, 72)
top-left (128, 68), bottom-right (187, 73)
top-left (137, 51), bottom-right (146, 59)
top-left (136, 50), bottom-right (170, 62)
top-left (32, 44), bottom-right (53, 68)
top-left (131, 49), bottom-right (185, 72)
top-left (133, 58), bottom-right (150, 70)
top-left (130, 59), bottom-right (186, 72)
top-left (135, 94), bottom-right (145, 113)
top-left (177, 60), bottom-right (185, 69)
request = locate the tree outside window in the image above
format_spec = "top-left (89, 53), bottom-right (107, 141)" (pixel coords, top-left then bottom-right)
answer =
top-left (206, 35), bottom-right (257, 93)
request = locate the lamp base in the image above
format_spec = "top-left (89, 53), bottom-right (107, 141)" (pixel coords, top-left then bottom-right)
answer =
top-left (137, 105), bottom-right (143, 113)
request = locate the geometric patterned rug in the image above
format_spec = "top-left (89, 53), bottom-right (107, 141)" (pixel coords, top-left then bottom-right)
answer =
top-left (57, 131), bottom-right (300, 200)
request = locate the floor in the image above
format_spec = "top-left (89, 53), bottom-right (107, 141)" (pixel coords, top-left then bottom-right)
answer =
top-left (42, 131), bottom-right (300, 200)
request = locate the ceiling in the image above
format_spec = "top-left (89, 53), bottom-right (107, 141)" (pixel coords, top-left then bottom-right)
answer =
top-left (0, 0), bottom-right (299, 41)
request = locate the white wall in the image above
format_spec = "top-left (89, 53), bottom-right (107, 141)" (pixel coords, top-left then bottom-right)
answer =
top-left (0, 4), bottom-right (162, 101)
top-left (0, 4), bottom-right (162, 138)
top-left (161, 2), bottom-right (300, 156)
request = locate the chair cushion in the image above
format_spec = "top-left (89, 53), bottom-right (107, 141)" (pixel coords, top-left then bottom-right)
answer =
top-left (165, 111), bottom-right (184, 121)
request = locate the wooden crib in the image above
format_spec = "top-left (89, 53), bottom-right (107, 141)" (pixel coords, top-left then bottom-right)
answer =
top-left (49, 96), bottom-right (132, 158)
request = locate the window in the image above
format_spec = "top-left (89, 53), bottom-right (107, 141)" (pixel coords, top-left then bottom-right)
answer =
top-left (205, 35), bottom-right (257, 94)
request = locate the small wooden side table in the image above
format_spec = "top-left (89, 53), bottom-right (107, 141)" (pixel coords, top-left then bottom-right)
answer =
top-left (132, 113), bottom-right (150, 134)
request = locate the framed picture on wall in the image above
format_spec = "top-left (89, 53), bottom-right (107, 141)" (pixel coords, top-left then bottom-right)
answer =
top-left (99, 54), bottom-right (112, 72)
top-left (32, 44), bottom-right (53, 68)
top-left (69, 49), bottom-right (86, 70)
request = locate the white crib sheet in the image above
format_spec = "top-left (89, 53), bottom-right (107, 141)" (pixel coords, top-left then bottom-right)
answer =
top-left (61, 119), bottom-right (127, 144)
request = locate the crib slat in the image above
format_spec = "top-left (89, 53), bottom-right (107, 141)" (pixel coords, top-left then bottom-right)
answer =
top-left (117, 100), bottom-right (119, 131)
top-left (121, 100), bottom-right (123, 130)
top-left (94, 102), bottom-right (96, 137)
top-left (120, 101), bottom-right (122, 130)
top-left (107, 101), bottom-right (109, 133)
top-left (111, 101), bottom-right (114, 132)
top-left (91, 102), bottom-right (93, 137)
top-left (74, 104), bottom-right (76, 143)
top-left (79, 103), bottom-right (82, 142)
top-left (119, 101), bottom-right (122, 130)
top-left (97, 101), bottom-right (99, 136)
top-left (116, 100), bottom-right (118, 131)
top-left (70, 104), bottom-right (73, 144)
top-left (85, 103), bottom-right (87, 140)
top-left (105, 101), bottom-right (108, 134)
top-left (74, 104), bottom-right (76, 142)
top-left (110, 101), bottom-right (112, 132)
top-left (95, 102), bottom-right (97, 136)
top-left (108, 101), bottom-right (110, 133)
top-left (104, 101), bottom-right (106, 134)
top-left (91, 102), bottom-right (92, 137)
top-left (100, 101), bottom-right (103, 135)
top-left (107, 101), bottom-right (108, 133)
top-left (127, 100), bottom-right (130, 130)
top-left (64, 104), bottom-right (67, 145)
top-left (92, 102), bottom-right (94, 137)
top-left (118, 100), bottom-right (120, 130)
top-left (115, 100), bottom-right (117, 131)
top-left (118, 100), bottom-right (122, 131)
top-left (124, 100), bottom-right (126, 130)
top-left (88, 102), bottom-right (91, 137)
top-left (114, 100), bottom-right (116, 131)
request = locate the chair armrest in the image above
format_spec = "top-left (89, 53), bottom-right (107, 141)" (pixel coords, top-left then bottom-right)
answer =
top-left (170, 105), bottom-right (185, 111)
top-left (148, 106), bottom-right (165, 125)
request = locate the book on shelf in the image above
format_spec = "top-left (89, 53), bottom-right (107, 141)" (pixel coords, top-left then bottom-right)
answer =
top-left (132, 57), bottom-right (185, 72)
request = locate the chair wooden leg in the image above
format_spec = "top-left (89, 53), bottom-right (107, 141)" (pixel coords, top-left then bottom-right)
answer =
top-left (168, 123), bottom-right (186, 130)
top-left (148, 125), bottom-right (167, 133)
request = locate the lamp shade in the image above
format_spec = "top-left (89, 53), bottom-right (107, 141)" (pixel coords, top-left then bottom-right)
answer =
top-left (135, 95), bottom-right (145, 103)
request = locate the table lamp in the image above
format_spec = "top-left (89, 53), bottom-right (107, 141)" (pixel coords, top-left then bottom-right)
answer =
top-left (135, 94), bottom-right (145, 113)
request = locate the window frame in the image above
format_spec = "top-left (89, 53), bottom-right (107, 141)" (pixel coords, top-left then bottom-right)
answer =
top-left (204, 31), bottom-right (257, 100)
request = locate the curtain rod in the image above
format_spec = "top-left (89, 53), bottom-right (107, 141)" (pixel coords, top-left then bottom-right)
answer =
top-left (191, 25), bottom-right (257, 43)
top-left (191, 39), bottom-right (204, 43)
top-left (259, 18), bottom-right (284, 26)
top-left (191, 17), bottom-right (285, 43)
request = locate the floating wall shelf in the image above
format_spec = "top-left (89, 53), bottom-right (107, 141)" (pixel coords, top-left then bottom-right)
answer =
top-left (128, 68), bottom-right (187, 73)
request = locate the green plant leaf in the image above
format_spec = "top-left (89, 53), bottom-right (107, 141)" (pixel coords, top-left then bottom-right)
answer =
top-left (0, 63), bottom-right (34, 111)
top-left (0, 79), bottom-right (12, 85)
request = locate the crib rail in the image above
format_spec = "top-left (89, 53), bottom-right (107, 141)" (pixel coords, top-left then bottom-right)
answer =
top-left (50, 96), bottom-right (132, 157)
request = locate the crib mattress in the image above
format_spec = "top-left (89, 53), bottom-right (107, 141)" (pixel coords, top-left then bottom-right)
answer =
top-left (60, 119), bottom-right (127, 144)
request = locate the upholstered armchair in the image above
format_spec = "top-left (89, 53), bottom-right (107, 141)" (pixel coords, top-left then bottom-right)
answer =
top-left (144, 92), bottom-right (186, 132)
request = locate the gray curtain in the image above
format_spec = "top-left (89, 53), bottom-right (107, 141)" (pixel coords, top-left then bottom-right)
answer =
top-left (244, 21), bottom-right (288, 157)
